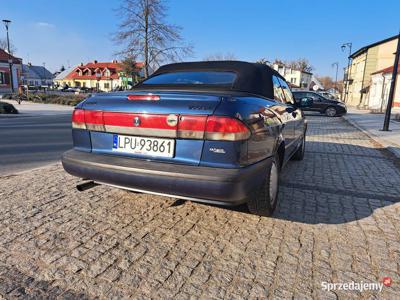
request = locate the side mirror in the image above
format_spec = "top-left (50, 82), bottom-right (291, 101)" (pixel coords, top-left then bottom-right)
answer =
top-left (297, 97), bottom-right (313, 108)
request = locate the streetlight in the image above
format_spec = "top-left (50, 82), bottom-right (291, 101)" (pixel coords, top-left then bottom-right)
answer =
top-left (341, 42), bottom-right (352, 103)
top-left (331, 62), bottom-right (339, 91)
top-left (2, 19), bottom-right (14, 93)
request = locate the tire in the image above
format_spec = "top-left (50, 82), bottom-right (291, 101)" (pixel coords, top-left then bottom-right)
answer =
top-left (325, 106), bottom-right (337, 117)
top-left (292, 133), bottom-right (305, 161)
top-left (246, 155), bottom-right (280, 217)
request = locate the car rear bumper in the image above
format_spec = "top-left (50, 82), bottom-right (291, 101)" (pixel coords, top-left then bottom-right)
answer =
top-left (62, 149), bottom-right (271, 205)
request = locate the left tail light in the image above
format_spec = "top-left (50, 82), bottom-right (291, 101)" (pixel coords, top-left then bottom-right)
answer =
top-left (71, 109), bottom-right (86, 129)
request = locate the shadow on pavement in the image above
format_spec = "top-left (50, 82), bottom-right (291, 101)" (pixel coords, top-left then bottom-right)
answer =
top-left (186, 115), bottom-right (400, 224)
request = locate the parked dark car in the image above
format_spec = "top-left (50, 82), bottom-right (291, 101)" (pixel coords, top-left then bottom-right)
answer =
top-left (292, 91), bottom-right (346, 116)
top-left (62, 61), bottom-right (312, 216)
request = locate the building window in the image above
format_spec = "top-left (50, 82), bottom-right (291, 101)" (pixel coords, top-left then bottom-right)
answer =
top-left (0, 72), bottom-right (5, 84)
top-left (290, 78), bottom-right (296, 84)
top-left (104, 82), bottom-right (110, 89)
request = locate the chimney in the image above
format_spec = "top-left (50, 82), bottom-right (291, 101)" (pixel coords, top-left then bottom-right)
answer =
top-left (93, 60), bottom-right (98, 64)
top-left (80, 62), bottom-right (84, 66)
top-left (112, 59), bottom-right (118, 63)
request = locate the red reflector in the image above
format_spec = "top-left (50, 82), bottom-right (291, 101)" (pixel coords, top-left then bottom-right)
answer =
top-left (72, 109), bottom-right (85, 123)
top-left (103, 112), bottom-right (175, 129)
top-left (127, 94), bottom-right (160, 101)
top-left (205, 116), bottom-right (250, 141)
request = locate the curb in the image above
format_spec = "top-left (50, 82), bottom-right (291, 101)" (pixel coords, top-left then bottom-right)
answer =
top-left (342, 115), bottom-right (400, 159)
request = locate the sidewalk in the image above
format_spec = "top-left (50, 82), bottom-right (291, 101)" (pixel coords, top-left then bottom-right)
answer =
top-left (343, 107), bottom-right (400, 158)
top-left (0, 99), bottom-right (73, 117)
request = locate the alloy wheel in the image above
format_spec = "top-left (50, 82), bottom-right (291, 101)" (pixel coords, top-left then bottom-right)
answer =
top-left (326, 107), bottom-right (337, 117)
top-left (269, 162), bottom-right (279, 206)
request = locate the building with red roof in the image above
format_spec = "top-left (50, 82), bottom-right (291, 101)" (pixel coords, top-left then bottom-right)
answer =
top-left (55, 60), bottom-right (144, 92)
top-left (0, 48), bottom-right (23, 94)
top-left (368, 64), bottom-right (400, 110)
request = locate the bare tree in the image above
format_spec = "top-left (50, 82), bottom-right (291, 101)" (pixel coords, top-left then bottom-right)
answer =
top-left (269, 58), bottom-right (313, 73)
top-left (0, 38), bottom-right (16, 55)
top-left (272, 58), bottom-right (285, 66)
top-left (203, 52), bottom-right (237, 61)
top-left (121, 56), bottom-right (141, 84)
top-left (113, 0), bottom-right (193, 78)
top-left (316, 76), bottom-right (344, 93)
top-left (255, 58), bottom-right (271, 65)
top-left (294, 58), bottom-right (313, 73)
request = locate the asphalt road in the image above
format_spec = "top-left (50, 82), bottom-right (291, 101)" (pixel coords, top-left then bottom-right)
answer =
top-left (0, 113), bottom-right (73, 175)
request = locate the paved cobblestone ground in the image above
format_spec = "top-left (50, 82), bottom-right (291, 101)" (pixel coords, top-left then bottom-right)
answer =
top-left (0, 115), bottom-right (400, 299)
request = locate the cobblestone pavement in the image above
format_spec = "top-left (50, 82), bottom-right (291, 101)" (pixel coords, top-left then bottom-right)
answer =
top-left (0, 115), bottom-right (400, 299)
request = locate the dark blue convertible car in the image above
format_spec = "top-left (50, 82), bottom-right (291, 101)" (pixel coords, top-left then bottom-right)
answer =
top-left (62, 61), bottom-right (311, 216)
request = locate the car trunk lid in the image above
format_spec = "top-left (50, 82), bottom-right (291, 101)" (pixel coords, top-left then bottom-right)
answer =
top-left (78, 91), bottom-right (223, 165)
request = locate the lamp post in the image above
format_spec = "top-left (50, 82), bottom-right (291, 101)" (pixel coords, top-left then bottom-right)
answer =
top-left (341, 42), bottom-right (352, 103)
top-left (332, 62), bottom-right (339, 90)
top-left (2, 19), bottom-right (14, 93)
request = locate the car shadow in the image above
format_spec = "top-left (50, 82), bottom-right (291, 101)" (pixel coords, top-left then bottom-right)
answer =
top-left (183, 115), bottom-right (400, 224)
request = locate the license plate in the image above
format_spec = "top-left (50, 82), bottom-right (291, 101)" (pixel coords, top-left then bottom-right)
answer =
top-left (112, 134), bottom-right (175, 158)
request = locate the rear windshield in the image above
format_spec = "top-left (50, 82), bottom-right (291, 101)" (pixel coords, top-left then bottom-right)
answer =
top-left (142, 71), bottom-right (237, 85)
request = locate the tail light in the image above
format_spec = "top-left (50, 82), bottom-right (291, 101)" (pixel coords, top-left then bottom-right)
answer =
top-left (178, 115), bottom-right (250, 141)
top-left (205, 116), bottom-right (251, 141)
top-left (84, 110), bottom-right (105, 131)
top-left (178, 115), bottom-right (207, 139)
top-left (72, 109), bottom-right (86, 129)
top-left (72, 109), bottom-right (250, 141)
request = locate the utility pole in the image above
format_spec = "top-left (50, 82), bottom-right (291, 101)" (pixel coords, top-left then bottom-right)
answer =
top-left (341, 43), bottom-right (352, 103)
top-left (382, 32), bottom-right (400, 131)
top-left (2, 19), bottom-right (14, 93)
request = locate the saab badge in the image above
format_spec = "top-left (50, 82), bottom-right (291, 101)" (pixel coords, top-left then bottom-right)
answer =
top-left (166, 114), bottom-right (178, 127)
top-left (133, 116), bottom-right (141, 127)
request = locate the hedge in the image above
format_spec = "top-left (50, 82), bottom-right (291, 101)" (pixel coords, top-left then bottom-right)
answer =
top-left (0, 101), bottom-right (18, 114)
top-left (2, 93), bottom-right (86, 107)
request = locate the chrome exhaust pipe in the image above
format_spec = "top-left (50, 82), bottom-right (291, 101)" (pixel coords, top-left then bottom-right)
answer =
top-left (76, 181), bottom-right (98, 192)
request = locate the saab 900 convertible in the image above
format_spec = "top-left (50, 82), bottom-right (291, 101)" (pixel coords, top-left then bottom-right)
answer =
top-left (62, 61), bottom-right (312, 216)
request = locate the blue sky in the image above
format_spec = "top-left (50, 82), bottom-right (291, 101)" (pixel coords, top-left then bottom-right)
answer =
top-left (1, 0), bottom-right (399, 78)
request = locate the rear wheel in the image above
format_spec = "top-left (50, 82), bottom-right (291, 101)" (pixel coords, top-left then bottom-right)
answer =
top-left (247, 155), bottom-right (279, 217)
top-left (325, 106), bottom-right (337, 117)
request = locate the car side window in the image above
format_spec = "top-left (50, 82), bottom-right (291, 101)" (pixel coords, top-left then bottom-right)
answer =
top-left (294, 92), bottom-right (306, 100)
top-left (307, 92), bottom-right (322, 101)
top-left (272, 76), bottom-right (286, 103)
top-left (278, 78), bottom-right (295, 105)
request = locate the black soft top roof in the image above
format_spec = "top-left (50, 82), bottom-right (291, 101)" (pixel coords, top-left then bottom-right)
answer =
top-left (137, 61), bottom-right (285, 99)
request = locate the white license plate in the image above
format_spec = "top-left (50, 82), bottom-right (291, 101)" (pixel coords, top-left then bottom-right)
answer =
top-left (112, 134), bottom-right (175, 158)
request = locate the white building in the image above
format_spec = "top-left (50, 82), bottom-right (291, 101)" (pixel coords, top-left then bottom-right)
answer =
top-left (367, 64), bottom-right (400, 110)
top-left (272, 63), bottom-right (312, 89)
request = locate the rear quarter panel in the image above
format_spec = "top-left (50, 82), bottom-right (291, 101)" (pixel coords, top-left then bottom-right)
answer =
top-left (203, 96), bottom-right (283, 167)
